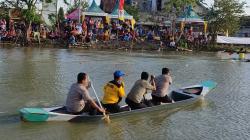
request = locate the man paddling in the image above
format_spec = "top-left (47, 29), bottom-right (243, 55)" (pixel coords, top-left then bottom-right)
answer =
top-left (102, 70), bottom-right (126, 113)
top-left (65, 73), bottom-right (105, 115)
top-left (125, 72), bottom-right (156, 110)
top-left (151, 68), bottom-right (173, 105)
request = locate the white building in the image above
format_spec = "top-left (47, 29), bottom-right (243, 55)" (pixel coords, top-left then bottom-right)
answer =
top-left (131, 0), bottom-right (208, 23)
top-left (41, 0), bottom-right (58, 26)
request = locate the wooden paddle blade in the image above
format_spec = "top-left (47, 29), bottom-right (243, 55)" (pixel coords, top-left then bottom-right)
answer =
top-left (102, 115), bottom-right (111, 123)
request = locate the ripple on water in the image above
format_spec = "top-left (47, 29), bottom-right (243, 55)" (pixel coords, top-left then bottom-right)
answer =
top-left (1, 49), bottom-right (250, 140)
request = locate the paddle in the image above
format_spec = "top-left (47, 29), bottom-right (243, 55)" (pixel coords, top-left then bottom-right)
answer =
top-left (89, 79), bottom-right (110, 123)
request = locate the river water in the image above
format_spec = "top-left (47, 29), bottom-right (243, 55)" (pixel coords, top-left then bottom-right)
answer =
top-left (0, 48), bottom-right (249, 140)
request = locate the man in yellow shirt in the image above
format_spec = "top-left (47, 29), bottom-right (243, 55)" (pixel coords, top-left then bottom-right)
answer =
top-left (102, 70), bottom-right (126, 113)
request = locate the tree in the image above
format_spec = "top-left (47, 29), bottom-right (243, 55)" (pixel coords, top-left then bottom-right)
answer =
top-left (1, 0), bottom-right (53, 43)
top-left (1, 0), bottom-right (53, 23)
top-left (206, 0), bottom-right (245, 36)
top-left (64, 0), bottom-right (88, 14)
top-left (58, 7), bottom-right (65, 23)
top-left (48, 13), bottom-right (56, 26)
top-left (164, 0), bottom-right (204, 15)
top-left (124, 4), bottom-right (139, 21)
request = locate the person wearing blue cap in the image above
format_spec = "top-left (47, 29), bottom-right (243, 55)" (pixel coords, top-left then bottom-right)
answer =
top-left (102, 70), bottom-right (126, 113)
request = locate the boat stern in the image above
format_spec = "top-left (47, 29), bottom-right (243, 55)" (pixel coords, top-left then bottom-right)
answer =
top-left (200, 80), bottom-right (217, 96)
top-left (19, 108), bottom-right (50, 122)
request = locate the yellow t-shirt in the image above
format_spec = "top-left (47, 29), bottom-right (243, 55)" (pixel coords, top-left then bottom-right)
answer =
top-left (239, 53), bottom-right (245, 60)
top-left (102, 81), bottom-right (125, 104)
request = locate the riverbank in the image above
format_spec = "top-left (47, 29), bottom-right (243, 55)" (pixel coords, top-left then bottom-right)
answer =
top-left (1, 40), bottom-right (249, 53)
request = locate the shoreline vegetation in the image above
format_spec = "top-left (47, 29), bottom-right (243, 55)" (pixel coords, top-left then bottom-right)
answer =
top-left (0, 40), bottom-right (249, 53)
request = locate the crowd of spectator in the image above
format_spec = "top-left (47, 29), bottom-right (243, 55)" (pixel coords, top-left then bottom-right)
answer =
top-left (0, 17), bottom-right (211, 50)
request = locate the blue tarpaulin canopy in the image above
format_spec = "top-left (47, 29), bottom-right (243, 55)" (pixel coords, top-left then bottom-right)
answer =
top-left (177, 6), bottom-right (204, 23)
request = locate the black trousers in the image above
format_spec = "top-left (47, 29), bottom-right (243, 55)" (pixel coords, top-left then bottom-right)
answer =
top-left (125, 98), bottom-right (147, 110)
top-left (102, 103), bottom-right (121, 113)
top-left (152, 94), bottom-right (172, 105)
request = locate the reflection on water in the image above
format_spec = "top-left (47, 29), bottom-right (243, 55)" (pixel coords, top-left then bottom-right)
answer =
top-left (0, 48), bottom-right (250, 140)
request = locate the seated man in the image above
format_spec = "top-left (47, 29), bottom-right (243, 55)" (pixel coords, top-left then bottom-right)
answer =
top-left (126, 72), bottom-right (156, 110)
top-left (151, 68), bottom-right (173, 105)
top-left (102, 70), bottom-right (126, 113)
top-left (69, 34), bottom-right (77, 46)
top-left (65, 73), bottom-right (105, 115)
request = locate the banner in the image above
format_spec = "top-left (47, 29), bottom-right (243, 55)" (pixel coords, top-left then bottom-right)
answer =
top-left (118, 0), bottom-right (125, 21)
top-left (105, 16), bottom-right (110, 24)
top-left (131, 18), bottom-right (136, 30)
top-left (67, 9), bottom-right (81, 20)
top-left (204, 21), bottom-right (207, 34)
top-left (217, 36), bottom-right (250, 45)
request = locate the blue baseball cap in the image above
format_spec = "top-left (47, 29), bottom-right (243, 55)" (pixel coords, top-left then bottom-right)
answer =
top-left (113, 70), bottom-right (125, 77)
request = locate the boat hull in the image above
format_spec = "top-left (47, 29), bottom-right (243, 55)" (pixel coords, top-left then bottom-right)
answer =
top-left (20, 81), bottom-right (216, 122)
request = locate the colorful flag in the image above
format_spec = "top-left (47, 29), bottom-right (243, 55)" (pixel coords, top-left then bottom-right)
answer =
top-left (204, 21), bottom-right (208, 34)
top-left (131, 18), bottom-right (136, 30)
top-left (118, 0), bottom-right (125, 21)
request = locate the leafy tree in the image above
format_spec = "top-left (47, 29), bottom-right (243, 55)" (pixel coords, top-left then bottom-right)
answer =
top-left (164, 0), bottom-right (204, 15)
top-left (48, 13), bottom-right (56, 26)
top-left (124, 4), bottom-right (139, 21)
top-left (1, 0), bottom-right (54, 23)
top-left (1, 0), bottom-right (53, 43)
top-left (206, 0), bottom-right (245, 36)
top-left (58, 7), bottom-right (65, 23)
top-left (64, 0), bottom-right (88, 14)
top-left (63, 0), bottom-right (70, 5)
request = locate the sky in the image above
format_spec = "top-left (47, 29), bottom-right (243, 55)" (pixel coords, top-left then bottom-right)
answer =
top-left (59, 0), bottom-right (250, 15)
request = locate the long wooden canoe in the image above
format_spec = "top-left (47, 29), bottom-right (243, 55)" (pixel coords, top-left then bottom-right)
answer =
top-left (19, 80), bottom-right (217, 122)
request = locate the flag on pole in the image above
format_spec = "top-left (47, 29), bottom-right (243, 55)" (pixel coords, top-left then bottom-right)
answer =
top-left (131, 18), bottom-right (136, 30)
top-left (181, 21), bottom-right (185, 31)
top-left (118, 0), bottom-right (125, 21)
top-left (204, 21), bottom-right (208, 34)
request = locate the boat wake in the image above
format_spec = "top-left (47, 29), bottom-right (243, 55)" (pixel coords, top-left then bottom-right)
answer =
top-left (0, 113), bottom-right (20, 125)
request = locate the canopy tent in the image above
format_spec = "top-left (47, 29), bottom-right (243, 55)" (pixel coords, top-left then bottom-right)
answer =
top-left (109, 0), bottom-right (133, 20)
top-left (176, 5), bottom-right (207, 33)
top-left (66, 9), bottom-right (81, 20)
top-left (83, 0), bottom-right (108, 17)
top-left (177, 6), bottom-right (204, 23)
top-left (137, 21), bottom-right (171, 27)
